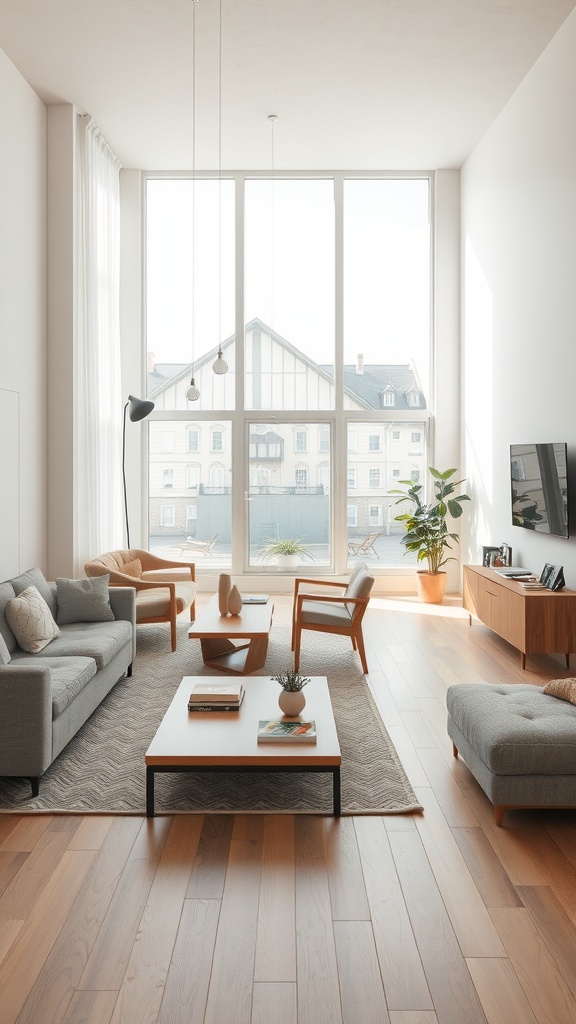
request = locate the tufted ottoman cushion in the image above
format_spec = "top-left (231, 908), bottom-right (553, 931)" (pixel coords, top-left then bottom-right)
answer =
top-left (446, 682), bottom-right (576, 825)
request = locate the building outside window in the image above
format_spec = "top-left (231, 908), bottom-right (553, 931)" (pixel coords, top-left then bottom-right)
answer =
top-left (162, 468), bottom-right (174, 488)
top-left (369, 468), bottom-right (381, 488)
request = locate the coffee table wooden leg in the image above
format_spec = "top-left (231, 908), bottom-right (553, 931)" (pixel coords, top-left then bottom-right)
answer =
top-left (333, 767), bottom-right (341, 816)
top-left (200, 637), bottom-right (238, 662)
top-left (146, 766), bottom-right (155, 817)
top-left (243, 635), bottom-right (269, 673)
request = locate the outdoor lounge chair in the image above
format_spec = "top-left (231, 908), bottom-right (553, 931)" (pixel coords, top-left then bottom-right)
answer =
top-left (347, 531), bottom-right (382, 557)
top-left (179, 531), bottom-right (220, 556)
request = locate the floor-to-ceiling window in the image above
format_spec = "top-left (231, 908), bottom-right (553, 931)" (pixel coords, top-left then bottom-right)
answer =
top-left (145, 173), bottom-right (431, 576)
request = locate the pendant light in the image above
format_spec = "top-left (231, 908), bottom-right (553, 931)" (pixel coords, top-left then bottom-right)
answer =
top-left (212, 0), bottom-right (228, 376)
top-left (186, 0), bottom-right (200, 403)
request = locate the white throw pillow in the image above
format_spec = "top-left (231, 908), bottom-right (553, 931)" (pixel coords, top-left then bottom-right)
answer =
top-left (5, 585), bottom-right (61, 653)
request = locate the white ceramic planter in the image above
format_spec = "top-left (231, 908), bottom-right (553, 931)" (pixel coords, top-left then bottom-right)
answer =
top-left (278, 688), bottom-right (306, 717)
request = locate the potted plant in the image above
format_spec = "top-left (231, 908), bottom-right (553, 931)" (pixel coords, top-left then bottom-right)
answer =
top-left (271, 670), bottom-right (311, 716)
top-left (258, 536), bottom-right (315, 569)
top-left (389, 466), bottom-right (470, 603)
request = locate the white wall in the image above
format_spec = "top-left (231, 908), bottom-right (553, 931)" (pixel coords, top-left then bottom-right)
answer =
top-left (0, 48), bottom-right (46, 580)
top-left (461, 9), bottom-right (576, 584)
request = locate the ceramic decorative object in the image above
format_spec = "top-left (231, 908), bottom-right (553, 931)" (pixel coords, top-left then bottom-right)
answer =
top-left (218, 573), bottom-right (232, 615)
top-left (228, 584), bottom-right (242, 615)
top-left (278, 688), bottom-right (306, 717)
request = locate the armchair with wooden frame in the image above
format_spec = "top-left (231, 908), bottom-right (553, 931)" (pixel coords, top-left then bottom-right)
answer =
top-left (291, 563), bottom-right (374, 674)
top-left (84, 548), bottom-right (197, 652)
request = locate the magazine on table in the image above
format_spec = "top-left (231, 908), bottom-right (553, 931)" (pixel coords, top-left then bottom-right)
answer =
top-left (241, 594), bottom-right (269, 604)
top-left (257, 719), bottom-right (317, 743)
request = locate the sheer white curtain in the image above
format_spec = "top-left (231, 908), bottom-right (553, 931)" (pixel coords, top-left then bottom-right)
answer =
top-left (74, 116), bottom-right (123, 575)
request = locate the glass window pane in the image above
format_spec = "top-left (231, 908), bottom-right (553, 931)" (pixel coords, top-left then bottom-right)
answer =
top-left (146, 178), bottom-right (235, 411)
top-left (245, 179), bottom-right (335, 410)
top-left (347, 420), bottom-right (427, 568)
top-left (248, 422), bottom-right (331, 569)
top-left (343, 179), bottom-right (430, 406)
top-left (148, 420), bottom-right (232, 571)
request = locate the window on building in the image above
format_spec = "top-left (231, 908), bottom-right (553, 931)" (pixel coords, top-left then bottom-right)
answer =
top-left (187, 428), bottom-right (200, 452)
top-left (295, 468), bottom-right (308, 487)
top-left (410, 431), bottom-right (422, 444)
top-left (318, 426), bottom-right (330, 453)
top-left (392, 431), bottom-right (400, 440)
top-left (369, 468), bottom-right (381, 488)
top-left (369, 505), bottom-right (383, 526)
top-left (348, 430), bottom-right (357, 452)
top-left (369, 434), bottom-right (381, 452)
top-left (211, 429), bottom-right (223, 453)
top-left (411, 470), bottom-right (420, 483)
top-left (186, 465), bottom-right (201, 489)
top-left (160, 505), bottom-right (175, 527)
top-left (295, 430), bottom-right (308, 453)
top-left (381, 391), bottom-right (395, 407)
top-left (348, 468), bottom-right (357, 489)
top-left (407, 392), bottom-right (421, 407)
top-left (392, 468), bottom-right (400, 477)
top-left (347, 505), bottom-right (358, 527)
top-left (162, 468), bottom-right (174, 488)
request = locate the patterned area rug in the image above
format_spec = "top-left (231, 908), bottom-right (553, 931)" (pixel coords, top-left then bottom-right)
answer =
top-left (0, 617), bottom-right (423, 816)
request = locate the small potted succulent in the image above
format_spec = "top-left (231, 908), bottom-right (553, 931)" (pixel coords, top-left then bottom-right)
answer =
top-left (258, 537), bottom-right (315, 569)
top-left (271, 669), bottom-right (311, 716)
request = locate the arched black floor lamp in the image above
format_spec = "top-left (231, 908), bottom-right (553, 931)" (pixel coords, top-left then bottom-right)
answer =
top-left (122, 394), bottom-right (154, 549)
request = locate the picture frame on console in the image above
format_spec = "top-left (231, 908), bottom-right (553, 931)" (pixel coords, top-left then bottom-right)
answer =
top-left (540, 563), bottom-right (565, 591)
top-left (482, 544), bottom-right (512, 568)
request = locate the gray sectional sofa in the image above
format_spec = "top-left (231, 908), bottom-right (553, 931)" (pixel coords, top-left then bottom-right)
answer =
top-left (0, 568), bottom-right (135, 796)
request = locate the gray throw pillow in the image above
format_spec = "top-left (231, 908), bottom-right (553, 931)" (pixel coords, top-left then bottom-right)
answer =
top-left (56, 575), bottom-right (115, 624)
top-left (0, 632), bottom-right (11, 665)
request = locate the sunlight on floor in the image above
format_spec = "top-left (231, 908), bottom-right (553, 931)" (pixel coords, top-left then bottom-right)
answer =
top-left (370, 594), bottom-right (469, 619)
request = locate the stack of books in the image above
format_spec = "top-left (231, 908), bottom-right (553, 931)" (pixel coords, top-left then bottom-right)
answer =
top-left (257, 719), bottom-right (317, 743)
top-left (188, 682), bottom-right (245, 712)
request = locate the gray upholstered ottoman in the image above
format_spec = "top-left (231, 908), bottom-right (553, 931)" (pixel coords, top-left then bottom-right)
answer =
top-left (446, 683), bottom-right (576, 826)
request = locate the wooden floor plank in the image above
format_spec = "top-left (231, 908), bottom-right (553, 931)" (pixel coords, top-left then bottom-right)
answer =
top-left (204, 835), bottom-right (263, 1024)
top-left (412, 787), bottom-right (506, 957)
top-left (517, 885), bottom-right (576, 1001)
top-left (67, 816), bottom-right (115, 851)
top-left (389, 830), bottom-right (488, 1024)
top-left (466, 957), bottom-right (538, 1024)
top-left (61, 989), bottom-right (118, 1024)
top-left (354, 815), bottom-right (432, 1011)
top-left (185, 814), bottom-right (234, 899)
top-left (324, 816), bottom-right (370, 922)
top-left (334, 920), bottom-right (390, 1024)
top-left (254, 815), bottom-right (296, 983)
top-left (251, 982), bottom-right (297, 1024)
top-left (109, 816), bottom-right (203, 1024)
top-left (157, 898), bottom-right (220, 1024)
top-left (388, 1013), bottom-right (438, 1024)
top-left (294, 817), bottom-right (343, 1024)
top-left (490, 906), bottom-right (576, 1024)
top-left (0, 850), bottom-right (96, 1024)
top-left (416, 748), bottom-right (479, 828)
top-left (451, 827), bottom-right (523, 909)
top-left (16, 817), bottom-right (143, 1024)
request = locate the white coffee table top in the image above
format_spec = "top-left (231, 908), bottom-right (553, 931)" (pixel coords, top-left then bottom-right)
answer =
top-left (145, 675), bottom-right (341, 768)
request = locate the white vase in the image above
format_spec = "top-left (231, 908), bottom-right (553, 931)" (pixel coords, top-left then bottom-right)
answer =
top-left (276, 553), bottom-right (299, 570)
top-left (218, 573), bottom-right (232, 615)
top-left (278, 688), bottom-right (306, 717)
top-left (228, 584), bottom-right (242, 615)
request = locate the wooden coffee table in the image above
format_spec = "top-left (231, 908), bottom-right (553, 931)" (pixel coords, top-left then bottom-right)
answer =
top-left (188, 594), bottom-right (274, 674)
top-left (145, 675), bottom-right (342, 817)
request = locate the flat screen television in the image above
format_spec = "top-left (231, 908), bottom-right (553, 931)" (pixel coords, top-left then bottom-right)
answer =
top-left (510, 442), bottom-right (569, 538)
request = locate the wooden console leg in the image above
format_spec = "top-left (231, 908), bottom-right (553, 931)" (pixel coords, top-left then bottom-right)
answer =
top-left (494, 806), bottom-right (505, 827)
top-left (452, 743), bottom-right (458, 758)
